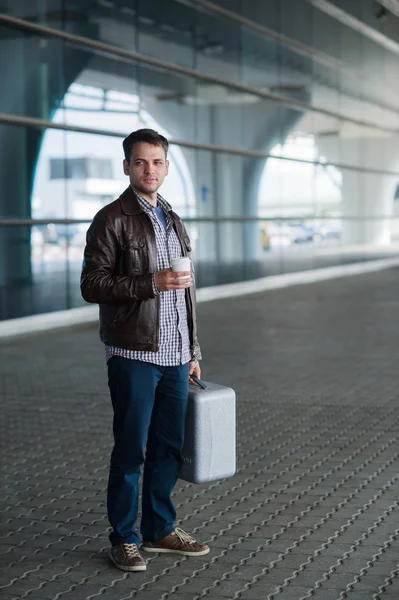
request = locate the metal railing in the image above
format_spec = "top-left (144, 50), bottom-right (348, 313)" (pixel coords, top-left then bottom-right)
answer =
top-left (0, 216), bottom-right (395, 227)
top-left (0, 12), bottom-right (397, 135)
top-left (1, 113), bottom-right (399, 178)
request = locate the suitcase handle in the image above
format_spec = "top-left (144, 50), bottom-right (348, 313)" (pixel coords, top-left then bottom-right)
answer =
top-left (190, 375), bottom-right (208, 390)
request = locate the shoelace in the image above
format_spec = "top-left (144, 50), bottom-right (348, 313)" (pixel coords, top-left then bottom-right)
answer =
top-left (174, 527), bottom-right (197, 546)
top-left (121, 543), bottom-right (141, 558)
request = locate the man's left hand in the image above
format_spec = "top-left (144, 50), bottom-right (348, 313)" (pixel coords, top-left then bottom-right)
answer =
top-left (189, 360), bottom-right (201, 384)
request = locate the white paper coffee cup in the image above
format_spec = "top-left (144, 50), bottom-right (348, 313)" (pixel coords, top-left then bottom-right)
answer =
top-left (171, 257), bottom-right (191, 278)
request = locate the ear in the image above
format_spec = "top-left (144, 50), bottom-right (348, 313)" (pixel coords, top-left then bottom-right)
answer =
top-left (123, 159), bottom-right (129, 176)
top-left (165, 159), bottom-right (169, 176)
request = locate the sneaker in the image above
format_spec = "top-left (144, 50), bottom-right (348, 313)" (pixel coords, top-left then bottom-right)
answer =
top-left (142, 527), bottom-right (209, 556)
top-left (110, 543), bottom-right (146, 571)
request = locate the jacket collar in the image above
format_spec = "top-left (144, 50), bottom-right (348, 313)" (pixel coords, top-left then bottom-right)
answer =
top-left (119, 186), bottom-right (173, 215)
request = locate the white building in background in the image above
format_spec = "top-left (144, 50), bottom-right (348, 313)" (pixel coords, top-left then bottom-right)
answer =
top-left (258, 135), bottom-right (342, 219)
top-left (33, 85), bottom-right (349, 259)
top-left (32, 83), bottom-right (197, 229)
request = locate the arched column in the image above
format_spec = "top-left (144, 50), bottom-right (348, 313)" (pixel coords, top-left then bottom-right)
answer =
top-left (317, 136), bottom-right (399, 246)
top-left (0, 20), bottom-right (95, 286)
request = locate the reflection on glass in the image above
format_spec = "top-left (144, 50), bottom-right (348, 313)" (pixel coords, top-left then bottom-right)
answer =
top-left (2, 212), bottom-right (399, 321)
top-left (32, 82), bottom-right (197, 222)
top-left (137, 0), bottom-right (195, 68)
top-left (259, 134), bottom-right (342, 220)
top-left (2, 0), bottom-right (399, 324)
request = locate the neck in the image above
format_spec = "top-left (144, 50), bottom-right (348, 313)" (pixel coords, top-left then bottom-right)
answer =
top-left (132, 186), bottom-right (158, 207)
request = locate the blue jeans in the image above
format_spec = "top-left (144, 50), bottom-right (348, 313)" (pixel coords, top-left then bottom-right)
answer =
top-left (107, 357), bottom-right (189, 546)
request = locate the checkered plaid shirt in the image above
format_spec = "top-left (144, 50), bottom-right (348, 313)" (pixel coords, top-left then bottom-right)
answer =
top-left (105, 193), bottom-right (191, 366)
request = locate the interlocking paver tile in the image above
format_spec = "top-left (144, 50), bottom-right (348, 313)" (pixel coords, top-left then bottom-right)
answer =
top-left (239, 585), bottom-right (309, 600)
top-left (347, 573), bottom-right (396, 591)
top-left (335, 595), bottom-right (373, 600)
top-left (124, 593), bottom-right (195, 600)
top-left (147, 574), bottom-right (217, 592)
top-left (23, 585), bottom-right (136, 600)
top-left (3, 269), bottom-right (399, 599)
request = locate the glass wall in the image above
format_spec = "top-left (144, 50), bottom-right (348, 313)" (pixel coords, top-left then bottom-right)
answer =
top-left (1, 0), bottom-right (399, 320)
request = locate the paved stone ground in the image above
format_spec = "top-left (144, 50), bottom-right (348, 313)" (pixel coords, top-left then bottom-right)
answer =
top-left (1, 268), bottom-right (399, 599)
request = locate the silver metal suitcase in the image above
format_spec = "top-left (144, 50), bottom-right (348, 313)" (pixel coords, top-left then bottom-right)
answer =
top-left (180, 378), bottom-right (236, 484)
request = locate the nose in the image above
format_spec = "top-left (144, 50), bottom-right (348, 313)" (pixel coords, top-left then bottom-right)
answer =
top-left (144, 163), bottom-right (155, 174)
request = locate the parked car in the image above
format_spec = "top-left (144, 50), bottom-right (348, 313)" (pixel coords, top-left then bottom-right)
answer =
top-left (33, 222), bottom-right (79, 245)
top-left (262, 221), bottom-right (314, 247)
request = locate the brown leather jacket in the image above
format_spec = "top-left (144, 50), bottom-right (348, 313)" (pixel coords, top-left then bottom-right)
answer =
top-left (80, 187), bottom-right (201, 361)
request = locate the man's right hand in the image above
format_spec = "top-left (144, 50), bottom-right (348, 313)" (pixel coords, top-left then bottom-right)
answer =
top-left (155, 268), bottom-right (193, 292)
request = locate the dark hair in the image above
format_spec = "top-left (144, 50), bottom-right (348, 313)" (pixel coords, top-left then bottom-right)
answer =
top-left (123, 128), bottom-right (169, 162)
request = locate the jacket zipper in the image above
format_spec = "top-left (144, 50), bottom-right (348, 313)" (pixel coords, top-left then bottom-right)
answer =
top-left (142, 211), bottom-right (160, 352)
top-left (174, 217), bottom-right (194, 351)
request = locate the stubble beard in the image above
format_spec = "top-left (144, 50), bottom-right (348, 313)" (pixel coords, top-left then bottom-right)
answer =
top-left (133, 180), bottom-right (160, 197)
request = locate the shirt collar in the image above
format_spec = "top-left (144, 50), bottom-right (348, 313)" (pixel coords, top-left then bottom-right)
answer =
top-left (135, 193), bottom-right (174, 233)
top-left (134, 192), bottom-right (172, 215)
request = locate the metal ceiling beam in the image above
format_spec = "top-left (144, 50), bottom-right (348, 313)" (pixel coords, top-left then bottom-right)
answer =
top-left (176, 0), bottom-right (346, 71)
top-left (0, 11), bottom-right (397, 135)
top-left (176, 0), bottom-right (399, 118)
top-left (377, 0), bottom-right (399, 19)
top-left (308, 0), bottom-right (399, 55)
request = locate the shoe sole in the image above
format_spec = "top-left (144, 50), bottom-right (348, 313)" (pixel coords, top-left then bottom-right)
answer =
top-left (109, 552), bottom-right (147, 571)
top-left (142, 547), bottom-right (210, 556)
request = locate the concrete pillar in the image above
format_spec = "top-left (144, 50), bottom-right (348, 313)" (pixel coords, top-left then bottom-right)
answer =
top-left (0, 20), bottom-right (95, 286)
top-left (342, 139), bottom-right (398, 245)
top-left (242, 94), bottom-right (310, 261)
top-left (193, 98), bottom-right (310, 267)
top-left (318, 136), bottom-right (399, 246)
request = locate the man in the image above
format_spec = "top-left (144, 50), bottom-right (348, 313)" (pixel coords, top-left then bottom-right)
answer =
top-left (81, 128), bottom-right (209, 572)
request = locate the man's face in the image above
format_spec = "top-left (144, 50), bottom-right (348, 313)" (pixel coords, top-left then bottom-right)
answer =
top-left (123, 142), bottom-right (169, 198)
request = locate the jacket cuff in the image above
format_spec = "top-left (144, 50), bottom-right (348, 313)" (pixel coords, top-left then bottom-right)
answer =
top-left (135, 273), bottom-right (156, 300)
top-left (190, 345), bottom-right (202, 362)
top-left (152, 273), bottom-right (159, 296)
